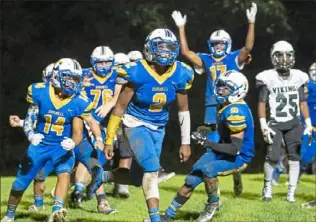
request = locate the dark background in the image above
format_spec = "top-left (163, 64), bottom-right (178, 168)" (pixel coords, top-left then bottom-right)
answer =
top-left (1, 0), bottom-right (316, 174)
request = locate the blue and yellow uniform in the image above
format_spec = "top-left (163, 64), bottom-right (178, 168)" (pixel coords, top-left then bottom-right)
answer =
top-left (301, 80), bottom-right (316, 165)
top-left (13, 82), bottom-right (92, 191)
top-left (191, 100), bottom-right (254, 179)
top-left (118, 59), bottom-right (194, 172)
top-left (198, 50), bottom-right (244, 124)
top-left (74, 68), bottom-right (118, 171)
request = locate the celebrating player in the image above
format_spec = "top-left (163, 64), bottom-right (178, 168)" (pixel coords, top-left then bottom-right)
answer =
top-left (171, 2), bottom-right (257, 196)
top-left (1, 58), bottom-right (104, 222)
top-left (88, 28), bottom-right (193, 222)
top-left (256, 41), bottom-right (312, 202)
top-left (162, 70), bottom-right (254, 221)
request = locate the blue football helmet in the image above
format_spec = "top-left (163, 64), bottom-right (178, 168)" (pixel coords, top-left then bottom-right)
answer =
top-left (52, 58), bottom-right (83, 96)
top-left (144, 28), bottom-right (180, 66)
top-left (90, 46), bottom-right (114, 76)
top-left (214, 70), bottom-right (248, 103)
top-left (208, 30), bottom-right (232, 58)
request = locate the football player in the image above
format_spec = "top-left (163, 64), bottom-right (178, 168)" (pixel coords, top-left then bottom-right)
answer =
top-left (88, 28), bottom-right (193, 222)
top-left (171, 2), bottom-right (257, 196)
top-left (300, 62), bottom-right (316, 176)
top-left (1, 58), bottom-right (104, 222)
top-left (162, 70), bottom-right (254, 222)
top-left (9, 63), bottom-right (56, 213)
top-left (256, 41), bottom-right (312, 202)
top-left (69, 46), bottom-right (120, 214)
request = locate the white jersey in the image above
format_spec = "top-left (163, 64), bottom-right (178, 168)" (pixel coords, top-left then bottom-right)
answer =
top-left (256, 69), bottom-right (309, 122)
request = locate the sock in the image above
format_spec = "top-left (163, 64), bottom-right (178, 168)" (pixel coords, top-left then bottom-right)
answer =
top-left (205, 179), bottom-right (219, 203)
top-left (165, 193), bottom-right (189, 218)
top-left (96, 192), bottom-right (106, 205)
top-left (34, 195), bottom-right (44, 207)
top-left (264, 161), bottom-right (275, 187)
top-left (6, 204), bottom-right (17, 219)
top-left (52, 197), bottom-right (64, 212)
top-left (74, 181), bottom-right (85, 193)
top-left (102, 171), bottom-right (111, 183)
top-left (148, 207), bottom-right (160, 222)
top-left (288, 160), bottom-right (300, 187)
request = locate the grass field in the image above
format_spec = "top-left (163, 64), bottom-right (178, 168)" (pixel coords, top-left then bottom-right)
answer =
top-left (1, 174), bottom-right (315, 222)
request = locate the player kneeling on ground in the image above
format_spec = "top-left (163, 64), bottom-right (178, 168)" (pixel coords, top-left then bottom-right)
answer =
top-left (160, 70), bottom-right (254, 222)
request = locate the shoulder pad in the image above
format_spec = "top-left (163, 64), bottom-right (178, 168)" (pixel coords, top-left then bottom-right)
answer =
top-left (255, 69), bottom-right (274, 85)
top-left (225, 105), bottom-right (247, 133)
top-left (116, 61), bottom-right (138, 82)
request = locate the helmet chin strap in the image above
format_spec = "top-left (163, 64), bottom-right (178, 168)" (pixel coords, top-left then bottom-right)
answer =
top-left (277, 68), bottom-right (290, 77)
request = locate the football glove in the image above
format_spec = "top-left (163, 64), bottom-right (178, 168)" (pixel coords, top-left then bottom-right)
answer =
top-left (171, 10), bottom-right (187, 27)
top-left (260, 118), bottom-right (276, 144)
top-left (246, 2), bottom-right (257, 23)
top-left (191, 132), bottom-right (206, 146)
top-left (28, 133), bottom-right (44, 146)
top-left (61, 137), bottom-right (75, 151)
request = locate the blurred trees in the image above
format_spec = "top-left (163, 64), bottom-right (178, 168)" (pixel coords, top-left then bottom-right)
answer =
top-left (1, 0), bottom-right (315, 173)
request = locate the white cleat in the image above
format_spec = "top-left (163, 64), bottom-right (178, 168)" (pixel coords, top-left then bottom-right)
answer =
top-left (158, 172), bottom-right (176, 184)
top-left (47, 208), bottom-right (67, 222)
top-left (27, 204), bottom-right (45, 212)
top-left (286, 186), bottom-right (296, 202)
top-left (262, 186), bottom-right (272, 201)
top-left (1, 216), bottom-right (14, 222)
top-left (50, 188), bottom-right (55, 198)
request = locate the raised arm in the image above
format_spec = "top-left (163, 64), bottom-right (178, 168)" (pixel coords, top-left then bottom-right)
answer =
top-left (171, 11), bottom-right (203, 68)
top-left (238, 3), bottom-right (257, 66)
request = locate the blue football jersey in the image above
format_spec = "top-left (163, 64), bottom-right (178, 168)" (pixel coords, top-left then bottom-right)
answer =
top-left (307, 80), bottom-right (316, 126)
top-left (82, 68), bottom-right (118, 110)
top-left (198, 50), bottom-right (242, 106)
top-left (217, 100), bottom-right (254, 164)
top-left (118, 59), bottom-right (194, 126)
top-left (26, 82), bottom-right (93, 145)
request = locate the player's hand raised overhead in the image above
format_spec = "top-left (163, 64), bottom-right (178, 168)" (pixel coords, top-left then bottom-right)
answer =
top-left (246, 2), bottom-right (257, 23)
top-left (171, 10), bottom-right (187, 28)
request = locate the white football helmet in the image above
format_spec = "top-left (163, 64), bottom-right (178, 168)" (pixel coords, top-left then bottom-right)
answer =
top-left (309, 62), bottom-right (316, 82)
top-left (144, 28), bottom-right (180, 66)
top-left (270, 40), bottom-right (295, 75)
top-left (214, 70), bottom-right (249, 103)
top-left (51, 58), bottom-right (83, 96)
top-left (208, 30), bottom-right (232, 57)
top-left (42, 63), bottom-right (55, 83)
top-left (90, 46), bottom-right (114, 76)
top-left (127, 50), bottom-right (143, 62)
top-left (114, 53), bottom-right (130, 66)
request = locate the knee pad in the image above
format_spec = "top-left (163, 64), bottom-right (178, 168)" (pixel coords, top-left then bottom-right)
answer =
top-left (142, 172), bottom-right (159, 200)
top-left (184, 171), bottom-right (203, 189)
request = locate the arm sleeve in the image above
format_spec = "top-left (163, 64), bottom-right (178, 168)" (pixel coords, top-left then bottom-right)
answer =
top-left (26, 84), bottom-right (40, 106)
top-left (256, 80), bottom-right (269, 103)
top-left (23, 104), bottom-right (39, 137)
top-left (204, 136), bottom-right (243, 156)
top-left (299, 85), bottom-right (306, 102)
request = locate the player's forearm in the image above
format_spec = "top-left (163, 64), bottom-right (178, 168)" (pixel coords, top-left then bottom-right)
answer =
top-left (23, 105), bottom-right (39, 137)
top-left (204, 137), bottom-right (243, 156)
top-left (72, 117), bottom-right (83, 146)
top-left (244, 23), bottom-right (255, 52)
top-left (111, 84), bottom-right (123, 107)
top-left (300, 101), bottom-right (310, 121)
top-left (88, 117), bottom-right (102, 140)
top-left (257, 102), bottom-right (266, 119)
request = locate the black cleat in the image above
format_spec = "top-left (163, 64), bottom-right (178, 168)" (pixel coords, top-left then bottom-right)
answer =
top-left (70, 190), bottom-right (83, 208)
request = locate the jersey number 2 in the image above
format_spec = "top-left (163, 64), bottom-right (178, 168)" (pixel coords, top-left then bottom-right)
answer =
top-left (149, 93), bottom-right (166, 112)
top-left (276, 93), bottom-right (298, 117)
top-left (44, 114), bottom-right (65, 136)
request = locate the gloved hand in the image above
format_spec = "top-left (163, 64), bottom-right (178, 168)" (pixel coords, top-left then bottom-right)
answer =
top-left (246, 2), bottom-right (257, 23)
top-left (61, 137), bottom-right (75, 151)
top-left (28, 133), bottom-right (44, 146)
top-left (171, 10), bottom-right (187, 27)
